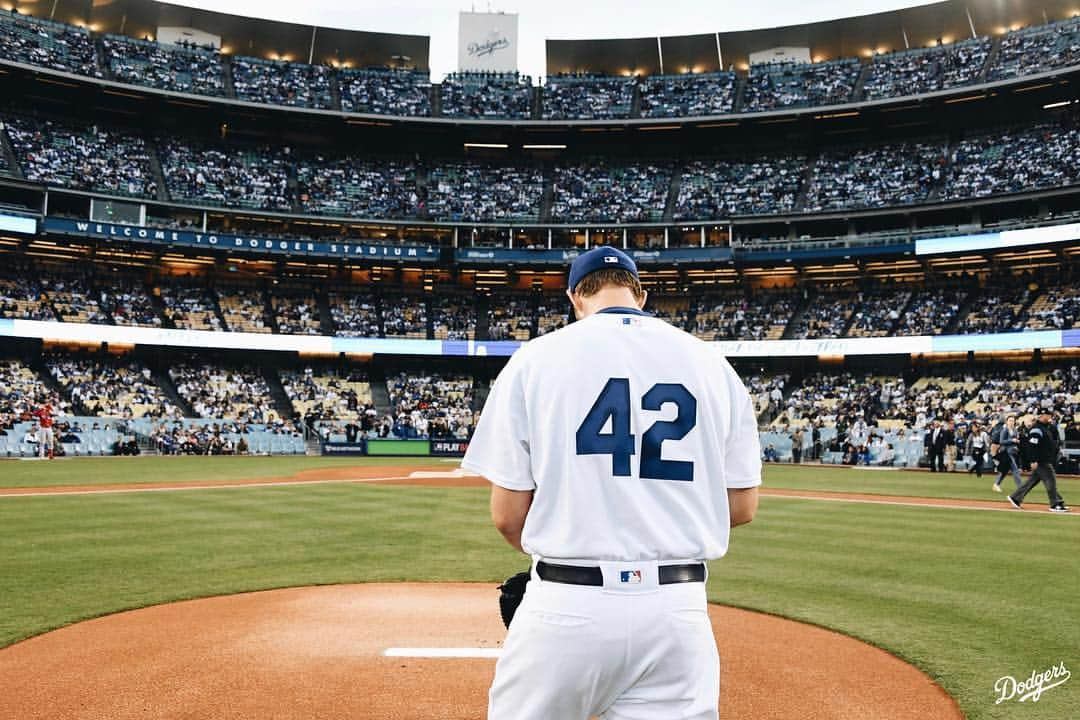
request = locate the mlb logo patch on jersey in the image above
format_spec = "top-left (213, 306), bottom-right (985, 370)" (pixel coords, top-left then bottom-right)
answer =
top-left (620, 570), bottom-right (642, 584)
top-left (622, 317), bottom-right (642, 326)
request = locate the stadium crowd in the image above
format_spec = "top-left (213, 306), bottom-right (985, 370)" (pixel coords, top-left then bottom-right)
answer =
top-left (0, 276), bottom-right (55, 321)
top-left (4, 113), bottom-right (1080, 221)
top-left (541, 74), bottom-right (636, 120)
top-left (381, 294), bottom-right (427, 338)
top-left (47, 355), bottom-right (181, 418)
top-left (863, 39), bottom-right (991, 99)
top-left (296, 156), bottom-right (419, 219)
top-left (441, 72), bottom-right (533, 119)
top-left (338, 68), bottom-right (431, 116)
top-left (4, 117), bottom-right (157, 198)
top-left (551, 161), bottom-right (671, 223)
top-left (743, 59), bottom-right (860, 111)
top-left (385, 372), bottom-right (474, 439)
top-left (159, 139), bottom-right (292, 211)
top-left (988, 17), bottom-right (1080, 81)
top-left (802, 141), bottom-right (945, 212)
top-left (639, 72), bottom-right (736, 117)
top-left (330, 291), bottom-right (381, 337)
top-left (4, 346), bottom-right (1077, 456)
top-left (425, 162), bottom-right (544, 222)
top-left (6, 9), bottom-right (1080, 122)
top-left (169, 362), bottom-right (280, 423)
top-left (675, 157), bottom-right (803, 218)
top-left (231, 57), bottom-right (334, 109)
top-left (101, 35), bottom-right (225, 96)
top-left (0, 11), bottom-right (100, 77)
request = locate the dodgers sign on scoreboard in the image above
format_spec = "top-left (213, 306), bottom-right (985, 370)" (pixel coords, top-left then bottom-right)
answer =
top-left (458, 11), bottom-right (518, 72)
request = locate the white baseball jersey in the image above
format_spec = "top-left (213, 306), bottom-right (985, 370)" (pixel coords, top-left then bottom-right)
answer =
top-left (462, 306), bottom-right (762, 562)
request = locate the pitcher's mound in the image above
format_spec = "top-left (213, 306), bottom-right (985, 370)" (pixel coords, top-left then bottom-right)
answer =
top-left (0, 583), bottom-right (960, 719)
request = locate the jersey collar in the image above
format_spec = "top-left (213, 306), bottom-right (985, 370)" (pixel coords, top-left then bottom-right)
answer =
top-left (595, 306), bottom-right (652, 317)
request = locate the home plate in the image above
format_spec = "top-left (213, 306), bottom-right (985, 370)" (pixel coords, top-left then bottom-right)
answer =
top-left (383, 647), bottom-right (502, 658)
top-left (408, 468), bottom-right (477, 479)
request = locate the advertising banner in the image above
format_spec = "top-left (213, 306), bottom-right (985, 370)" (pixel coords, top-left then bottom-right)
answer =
top-left (365, 439), bottom-right (431, 456)
top-left (430, 439), bottom-right (470, 456)
top-left (455, 247), bottom-right (732, 265)
top-left (43, 218), bottom-right (439, 263)
top-left (321, 441), bottom-right (368, 456)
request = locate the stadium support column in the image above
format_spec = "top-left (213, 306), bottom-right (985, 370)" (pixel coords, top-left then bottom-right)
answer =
top-left (547, 229), bottom-right (552, 249)
top-left (664, 227), bottom-right (669, 248)
top-left (700, 227), bottom-right (705, 247)
top-left (308, 27), bottom-right (317, 65)
top-left (509, 228), bottom-right (513, 248)
top-left (453, 227), bottom-right (459, 247)
top-left (623, 228), bottom-right (627, 249)
top-left (585, 228), bottom-right (590, 248)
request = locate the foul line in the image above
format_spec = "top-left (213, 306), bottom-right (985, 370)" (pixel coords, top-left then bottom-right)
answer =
top-left (383, 647), bottom-right (501, 658)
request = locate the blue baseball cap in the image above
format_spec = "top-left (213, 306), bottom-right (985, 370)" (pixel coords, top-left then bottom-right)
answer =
top-left (567, 246), bottom-right (639, 292)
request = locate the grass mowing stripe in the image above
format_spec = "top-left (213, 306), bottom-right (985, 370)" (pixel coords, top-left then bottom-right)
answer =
top-left (0, 456), bottom-right (444, 489)
top-left (712, 497), bottom-right (1079, 720)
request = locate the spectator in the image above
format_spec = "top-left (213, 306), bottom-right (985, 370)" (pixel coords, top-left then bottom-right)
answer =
top-left (639, 72), bottom-right (736, 117)
top-left (231, 56), bottom-right (333, 108)
top-left (551, 161), bottom-right (671, 223)
top-left (4, 117), bottom-right (157, 198)
top-left (339, 68), bottom-right (431, 116)
top-left (743, 59), bottom-right (859, 111)
top-left (441, 71), bottom-right (532, 119)
top-left (542, 73), bottom-right (637, 120)
top-left (102, 35), bottom-right (224, 96)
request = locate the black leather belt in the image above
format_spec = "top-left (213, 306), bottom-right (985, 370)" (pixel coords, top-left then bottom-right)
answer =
top-left (536, 561), bottom-right (705, 586)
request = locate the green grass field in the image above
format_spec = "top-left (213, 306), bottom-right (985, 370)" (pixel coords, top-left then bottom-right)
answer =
top-left (0, 457), bottom-right (1077, 719)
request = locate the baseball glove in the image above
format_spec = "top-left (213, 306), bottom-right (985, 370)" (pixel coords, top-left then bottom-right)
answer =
top-left (498, 570), bottom-right (531, 629)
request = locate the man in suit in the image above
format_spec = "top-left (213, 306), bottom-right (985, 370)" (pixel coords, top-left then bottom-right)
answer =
top-left (925, 421), bottom-right (943, 472)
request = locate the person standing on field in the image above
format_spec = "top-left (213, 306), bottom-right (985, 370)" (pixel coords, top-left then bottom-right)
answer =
top-left (791, 427), bottom-right (804, 464)
top-left (1009, 412), bottom-right (1069, 513)
top-left (463, 246), bottom-right (761, 720)
top-left (990, 415), bottom-right (1023, 492)
top-left (32, 398), bottom-right (56, 460)
top-left (966, 422), bottom-right (989, 477)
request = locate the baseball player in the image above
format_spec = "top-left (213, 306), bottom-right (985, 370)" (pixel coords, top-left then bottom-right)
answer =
top-left (462, 246), bottom-right (762, 720)
top-left (32, 398), bottom-right (56, 460)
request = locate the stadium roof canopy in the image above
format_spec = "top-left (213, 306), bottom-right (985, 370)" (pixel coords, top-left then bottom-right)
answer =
top-left (546, 0), bottom-right (1080, 75)
top-left (8, 0), bottom-right (430, 70)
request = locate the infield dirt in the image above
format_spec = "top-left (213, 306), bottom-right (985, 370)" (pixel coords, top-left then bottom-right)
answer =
top-left (0, 583), bottom-right (962, 720)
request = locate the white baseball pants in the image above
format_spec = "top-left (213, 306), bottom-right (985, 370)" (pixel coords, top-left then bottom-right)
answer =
top-left (489, 560), bottom-right (719, 720)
